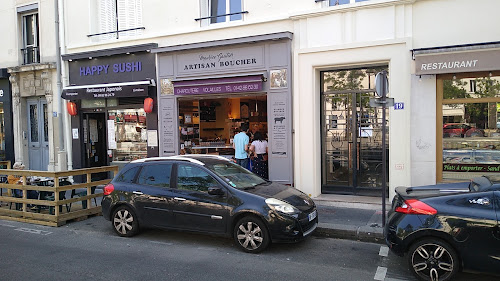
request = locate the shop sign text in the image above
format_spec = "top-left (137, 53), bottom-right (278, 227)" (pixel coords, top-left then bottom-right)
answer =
top-left (79, 62), bottom-right (142, 76)
top-left (443, 163), bottom-right (500, 173)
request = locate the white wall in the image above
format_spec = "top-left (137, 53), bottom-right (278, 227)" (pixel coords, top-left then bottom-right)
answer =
top-left (413, 0), bottom-right (500, 48)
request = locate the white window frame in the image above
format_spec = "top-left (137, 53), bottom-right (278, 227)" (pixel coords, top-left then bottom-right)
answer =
top-left (96, 0), bottom-right (143, 41)
top-left (201, 0), bottom-right (243, 26)
top-left (21, 11), bottom-right (39, 64)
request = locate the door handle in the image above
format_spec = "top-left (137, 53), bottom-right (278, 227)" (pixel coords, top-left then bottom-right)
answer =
top-left (174, 197), bottom-right (186, 201)
top-left (132, 191), bottom-right (144, 195)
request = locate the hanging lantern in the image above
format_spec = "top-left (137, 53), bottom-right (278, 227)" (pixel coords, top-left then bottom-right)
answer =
top-left (144, 97), bottom-right (154, 113)
top-left (67, 101), bottom-right (77, 116)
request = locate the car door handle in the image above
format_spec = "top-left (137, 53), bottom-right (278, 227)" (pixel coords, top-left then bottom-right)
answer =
top-left (133, 191), bottom-right (144, 195)
top-left (174, 197), bottom-right (186, 201)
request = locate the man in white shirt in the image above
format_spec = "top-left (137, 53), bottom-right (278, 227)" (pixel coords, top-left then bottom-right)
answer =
top-left (233, 123), bottom-right (249, 169)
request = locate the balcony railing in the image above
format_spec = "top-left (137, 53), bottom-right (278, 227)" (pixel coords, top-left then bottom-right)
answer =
top-left (21, 46), bottom-right (40, 65)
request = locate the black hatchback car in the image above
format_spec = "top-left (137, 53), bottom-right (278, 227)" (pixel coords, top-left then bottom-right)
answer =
top-left (102, 155), bottom-right (318, 253)
top-left (385, 176), bottom-right (500, 281)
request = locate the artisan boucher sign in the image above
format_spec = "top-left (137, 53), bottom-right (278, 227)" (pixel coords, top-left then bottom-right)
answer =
top-left (415, 49), bottom-right (500, 75)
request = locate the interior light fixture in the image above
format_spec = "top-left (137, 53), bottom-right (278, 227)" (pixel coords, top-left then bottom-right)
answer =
top-left (452, 75), bottom-right (457, 80)
top-left (419, 75), bottom-right (422, 82)
top-left (489, 72), bottom-right (493, 77)
top-left (88, 56), bottom-right (93, 60)
top-left (126, 52), bottom-right (130, 55)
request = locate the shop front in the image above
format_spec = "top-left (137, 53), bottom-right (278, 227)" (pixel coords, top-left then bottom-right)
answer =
top-left (0, 69), bottom-right (14, 164)
top-left (414, 44), bottom-right (500, 183)
top-left (62, 44), bottom-right (158, 175)
top-left (154, 32), bottom-right (293, 184)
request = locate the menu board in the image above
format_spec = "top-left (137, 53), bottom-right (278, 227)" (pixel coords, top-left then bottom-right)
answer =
top-left (161, 98), bottom-right (176, 155)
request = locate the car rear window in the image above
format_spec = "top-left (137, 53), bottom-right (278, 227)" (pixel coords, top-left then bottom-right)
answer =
top-left (137, 164), bottom-right (173, 188)
top-left (115, 166), bottom-right (140, 183)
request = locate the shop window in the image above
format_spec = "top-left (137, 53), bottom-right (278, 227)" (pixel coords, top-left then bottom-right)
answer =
top-left (108, 108), bottom-right (147, 161)
top-left (20, 12), bottom-right (40, 64)
top-left (92, 0), bottom-right (143, 40)
top-left (197, 0), bottom-right (246, 25)
top-left (440, 74), bottom-right (500, 182)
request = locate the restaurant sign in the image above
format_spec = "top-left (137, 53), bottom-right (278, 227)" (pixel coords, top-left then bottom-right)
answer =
top-left (62, 82), bottom-right (149, 100)
top-left (443, 163), bottom-right (500, 173)
top-left (174, 75), bottom-right (263, 96)
top-left (415, 49), bottom-right (500, 75)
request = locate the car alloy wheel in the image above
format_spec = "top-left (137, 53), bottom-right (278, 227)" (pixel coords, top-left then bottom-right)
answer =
top-left (234, 216), bottom-right (269, 253)
top-left (408, 238), bottom-right (459, 281)
top-left (112, 206), bottom-right (139, 237)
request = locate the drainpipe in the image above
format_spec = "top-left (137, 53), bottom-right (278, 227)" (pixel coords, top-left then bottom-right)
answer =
top-left (60, 0), bottom-right (73, 171)
top-left (54, 0), bottom-right (68, 171)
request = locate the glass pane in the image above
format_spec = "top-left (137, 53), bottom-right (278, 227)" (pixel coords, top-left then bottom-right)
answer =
top-left (210, 0), bottom-right (226, 23)
top-left (30, 104), bottom-right (38, 142)
top-left (24, 14), bottom-right (36, 46)
top-left (442, 101), bottom-right (500, 182)
top-left (137, 164), bottom-right (172, 187)
top-left (330, 0), bottom-right (350, 6)
top-left (443, 76), bottom-right (500, 99)
top-left (177, 164), bottom-right (217, 193)
top-left (109, 108), bottom-right (147, 161)
top-left (43, 103), bottom-right (48, 142)
top-left (115, 166), bottom-right (140, 183)
top-left (229, 0), bottom-right (242, 21)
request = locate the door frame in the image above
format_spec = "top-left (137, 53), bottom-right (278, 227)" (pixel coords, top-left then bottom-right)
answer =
top-left (27, 98), bottom-right (49, 170)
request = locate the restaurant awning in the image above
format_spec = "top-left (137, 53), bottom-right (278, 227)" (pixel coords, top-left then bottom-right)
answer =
top-left (173, 75), bottom-right (265, 96)
top-left (62, 79), bottom-right (155, 100)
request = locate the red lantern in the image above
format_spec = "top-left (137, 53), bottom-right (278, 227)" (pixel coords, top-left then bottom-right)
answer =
top-left (144, 97), bottom-right (154, 113)
top-left (67, 101), bottom-right (77, 116)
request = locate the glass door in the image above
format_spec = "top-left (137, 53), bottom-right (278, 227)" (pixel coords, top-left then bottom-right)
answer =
top-left (27, 98), bottom-right (48, 170)
top-left (320, 67), bottom-right (389, 195)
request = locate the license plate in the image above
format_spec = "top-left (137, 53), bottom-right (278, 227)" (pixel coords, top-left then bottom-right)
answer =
top-left (308, 210), bottom-right (317, 221)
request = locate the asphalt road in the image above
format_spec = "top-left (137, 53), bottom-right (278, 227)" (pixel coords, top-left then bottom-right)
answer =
top-left (0, 217), bottom-right (497, 281)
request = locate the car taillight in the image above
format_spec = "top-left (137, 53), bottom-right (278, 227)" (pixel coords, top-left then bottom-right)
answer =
top-left (395, 199), bottom-right (437, 215)
top-left (103, 184), bottom-right (115, 195)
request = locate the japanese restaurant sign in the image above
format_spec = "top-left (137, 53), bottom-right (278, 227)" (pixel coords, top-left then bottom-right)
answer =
top-left (443, 163), bottom-right (500, 173)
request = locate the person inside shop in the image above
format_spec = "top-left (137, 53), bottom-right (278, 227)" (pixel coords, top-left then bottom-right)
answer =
top-left (233, 123), bottom-right (250, 169)
top-left (8, 162), bottom-right (39, 210)
top-left (249, 131), bottom-right (269, 180)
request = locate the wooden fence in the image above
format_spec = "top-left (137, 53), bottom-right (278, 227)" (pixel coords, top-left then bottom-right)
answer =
top-left (0, 166), bottom-right (118, 227)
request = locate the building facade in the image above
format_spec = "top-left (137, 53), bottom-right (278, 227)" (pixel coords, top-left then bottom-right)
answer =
top-left (0, 1), bottom-right (69, 171)
top-left (58, 0), bottom-right (500, 199)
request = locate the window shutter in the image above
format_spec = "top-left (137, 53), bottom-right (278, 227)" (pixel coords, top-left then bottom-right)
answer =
top-left (99, 0), bottom-right (117, 40)
top-left (117, 0), bottom-right (142, 38)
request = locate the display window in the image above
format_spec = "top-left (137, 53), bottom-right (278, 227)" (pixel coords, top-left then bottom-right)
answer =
top-left (439, 72), bottom-right (500, 182)
top-left (0, 103), bottom-right (4, 160)
top-left (108, 108), bottom-right (147, 161)
top-left (178, 95), bottom-right (268, 158)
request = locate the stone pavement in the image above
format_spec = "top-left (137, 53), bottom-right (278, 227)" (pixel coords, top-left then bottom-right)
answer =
top-left (311, 194), bottom-right (390, 244)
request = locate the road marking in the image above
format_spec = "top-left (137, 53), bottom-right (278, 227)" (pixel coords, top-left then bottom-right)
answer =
top-left (14, 228), bottom-right (52, 235)
top-left (0, 223), bottom-right (17, 228)
top-left (379, 245), bottom-right (389, 257)
top-left (374, 266), bottom-right (387, 280)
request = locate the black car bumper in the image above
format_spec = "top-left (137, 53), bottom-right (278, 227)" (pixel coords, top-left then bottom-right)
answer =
top-left (101, 196), bottom-right (112, 221)
top-left (267, 208), bottom-right (318, 243)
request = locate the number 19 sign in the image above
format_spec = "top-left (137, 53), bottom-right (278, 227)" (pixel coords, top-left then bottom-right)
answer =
top-left (394, 102), bottom-right (404, 110)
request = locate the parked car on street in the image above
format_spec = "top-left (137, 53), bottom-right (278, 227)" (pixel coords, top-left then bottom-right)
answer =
top-left (102, 155), bottom-right (318, 253)
top-left (385, 176), bottom-right (500, 281)
top-left (442, 123), bottom-right (471, 138)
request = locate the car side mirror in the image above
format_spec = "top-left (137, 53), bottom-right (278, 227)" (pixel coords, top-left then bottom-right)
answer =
top-left (208, 186), bottom-right (225, 196)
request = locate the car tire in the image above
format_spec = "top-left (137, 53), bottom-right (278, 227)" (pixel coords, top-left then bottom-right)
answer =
top-left (234, 216), bottom-right (270, 253)
top-left (407, 238), bottom-right (459, 281)
top-left (112, 205), bottom-right (139, 237)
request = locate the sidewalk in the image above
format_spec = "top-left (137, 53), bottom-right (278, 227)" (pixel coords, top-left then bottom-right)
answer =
top-left (311, 194), bottom-right (390, 244)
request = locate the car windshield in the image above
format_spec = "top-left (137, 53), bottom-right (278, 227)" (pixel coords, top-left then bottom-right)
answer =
top-left (205, 161), bottom-right (267, 189)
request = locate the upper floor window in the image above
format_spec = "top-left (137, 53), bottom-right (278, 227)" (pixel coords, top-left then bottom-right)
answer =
top-left (197, 0), bottom-right (246, 25)
top-left (92, 0), bottom-right (143, 41)
top-left (210, 0), bottom-right (242, 23)
top-left (18, 4), bottom-right (40, 65)
top-left (323, 0), bottom-right (370, 6)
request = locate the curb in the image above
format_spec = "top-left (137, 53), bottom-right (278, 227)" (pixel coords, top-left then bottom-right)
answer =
top-left (313, 222), bottom-right (384, 244)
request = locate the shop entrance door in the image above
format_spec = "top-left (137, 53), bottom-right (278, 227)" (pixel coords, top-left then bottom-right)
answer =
top-left (321, 91), bottom-right (389, 195)
top-left (27, 98), bottom-right (49, 170)
top-left (83, 113), bottom-right (107, 179)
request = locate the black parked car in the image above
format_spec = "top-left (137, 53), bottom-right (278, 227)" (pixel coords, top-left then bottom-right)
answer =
top-left (102, 155), bottom-right (318, 253)
top-left (385, 176), bottom-right (500, 281)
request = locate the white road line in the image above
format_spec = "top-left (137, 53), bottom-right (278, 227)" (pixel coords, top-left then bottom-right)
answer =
top-left (379, 245), bottom-right (389, 257)
top-left (0, 223), bottom-right (17, 228)
top-left (374, 266), bottom-right (387, 281)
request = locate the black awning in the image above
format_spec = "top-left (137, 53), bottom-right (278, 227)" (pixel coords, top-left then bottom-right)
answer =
top-left (62, 80), bottom-right (154, 100)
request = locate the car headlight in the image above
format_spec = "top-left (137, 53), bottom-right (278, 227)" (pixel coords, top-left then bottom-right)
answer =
top-left (265, 198), bottom-right (299, 214)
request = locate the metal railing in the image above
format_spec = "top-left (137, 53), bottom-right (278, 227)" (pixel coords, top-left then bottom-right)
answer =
top-left (21, 46), bottom-right (40, 65)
